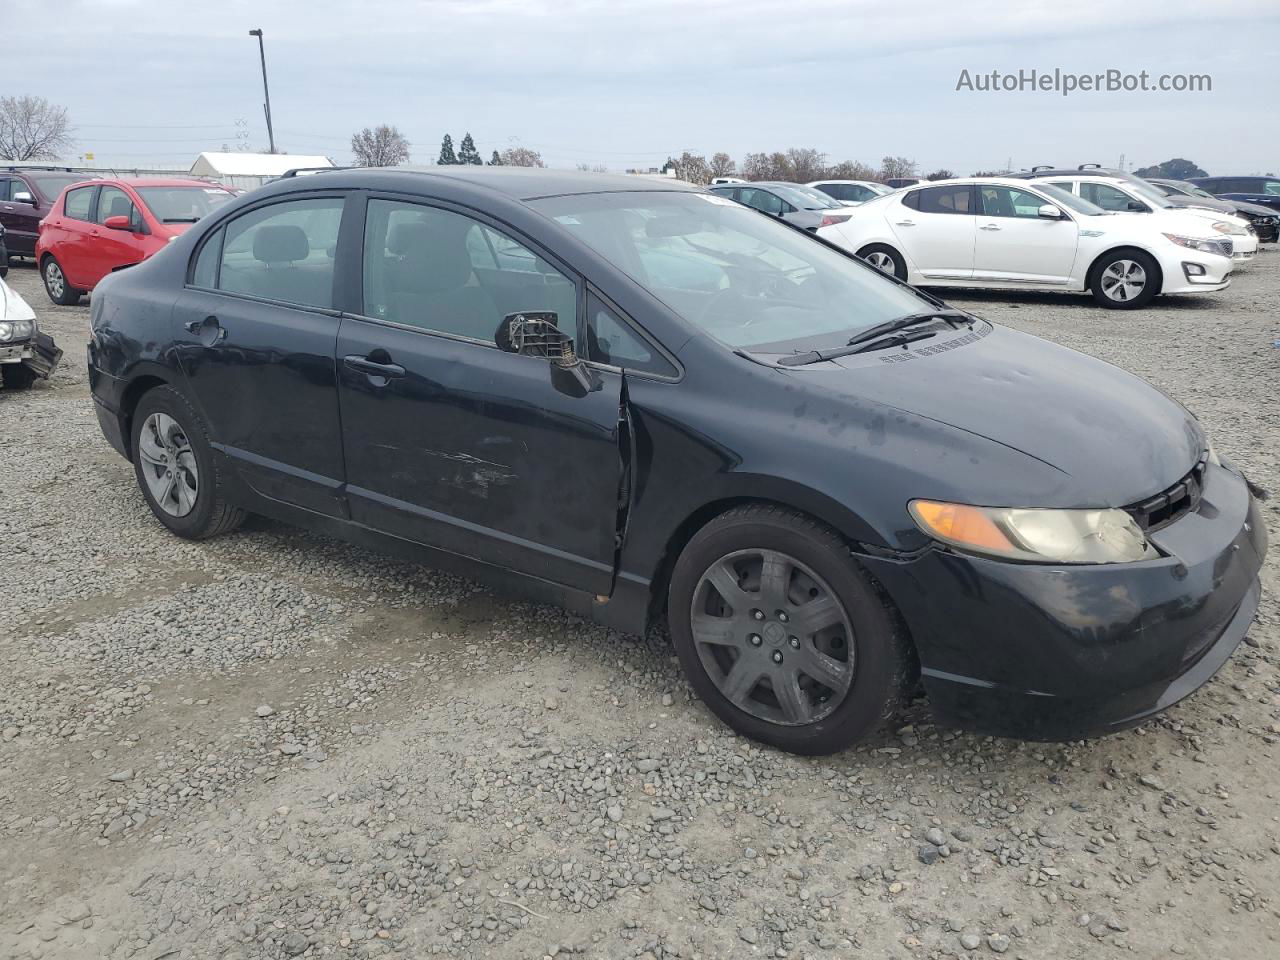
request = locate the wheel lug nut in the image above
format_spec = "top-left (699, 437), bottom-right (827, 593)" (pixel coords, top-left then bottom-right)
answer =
top-left (789, 637), bottom-right (799, 649)
top-left (749, 634), bottom-right (762, 647)
top-left (778, 611), bottom-right (789, 623)
top-left (752, 609), bottom-right (764, 621)
top-left (771, 651), bottom-right (783, 664)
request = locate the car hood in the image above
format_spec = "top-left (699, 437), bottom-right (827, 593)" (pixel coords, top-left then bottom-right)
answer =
top-left (0, 276), bottom-right (36, 323)
top-left (783, 322), bottom-right (1202, 507)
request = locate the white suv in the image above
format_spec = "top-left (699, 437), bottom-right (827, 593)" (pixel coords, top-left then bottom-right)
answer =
top-left (816, 178), bottom-right (1234, 309)
top-left (1022, 174), bottom-right (1257, 263)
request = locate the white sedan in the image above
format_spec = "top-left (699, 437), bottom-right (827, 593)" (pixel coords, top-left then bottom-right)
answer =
top-left (816, 178), bottom-right (1235, 309)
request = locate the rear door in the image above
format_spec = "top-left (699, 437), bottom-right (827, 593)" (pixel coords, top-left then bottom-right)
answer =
top-left (171, 194), bottom-right (349, 517)
top-left (973, 184), bottom-right (1078, 284)
top-left (52, 185), bottom-right (100, 289)
top-left (888, 185), bottom-right (976, 278)
top-left (336, 195), bottom-right (623, 593)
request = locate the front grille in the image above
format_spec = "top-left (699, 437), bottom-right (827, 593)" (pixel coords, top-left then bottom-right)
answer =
top-left (1125, 453), bottom-right (1208, 533)
top-left (1217, 238), bottom-right (1234, 257)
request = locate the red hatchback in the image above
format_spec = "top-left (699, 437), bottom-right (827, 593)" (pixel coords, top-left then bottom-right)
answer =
top-left (36, 177), bottom-right (235, 305)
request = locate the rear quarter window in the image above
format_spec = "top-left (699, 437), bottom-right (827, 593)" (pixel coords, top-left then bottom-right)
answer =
top-left (63, 187), bottom-right (96, 222)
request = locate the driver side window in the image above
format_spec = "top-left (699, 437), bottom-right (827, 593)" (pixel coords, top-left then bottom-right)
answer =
top-left (1079, 183), bottom-right (1133, 211)
top-left (740, 189), bottom-right (787, 216)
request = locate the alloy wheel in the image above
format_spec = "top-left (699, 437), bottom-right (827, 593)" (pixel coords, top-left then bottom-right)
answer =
top-left (44, 261), bottom-right (65, 300)
top-left (138, 412), bottom-right (200, 517)
top-left (1099, 259), bottom-right (1147, 302)
top-left (690, 548), bottom-right (855, 726)
top-left (864, 251), bottom-right (896, 274)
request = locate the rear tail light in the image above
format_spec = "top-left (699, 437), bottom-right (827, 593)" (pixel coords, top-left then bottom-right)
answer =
top-left (819, 214), bottom-right (851, 227)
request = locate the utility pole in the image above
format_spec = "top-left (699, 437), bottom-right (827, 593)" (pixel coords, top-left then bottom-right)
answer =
top-left (248, 29), bottom-right (276, 154)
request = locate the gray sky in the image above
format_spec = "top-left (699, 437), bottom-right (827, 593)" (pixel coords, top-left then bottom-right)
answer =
top-left (14, 0), bottom-right (1280, 175)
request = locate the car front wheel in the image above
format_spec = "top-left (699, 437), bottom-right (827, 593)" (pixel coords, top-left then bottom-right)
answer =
top-left (1089, 250), bottom-right (1159, 309)
top-left (668, 504), bottom-right (912, 755)
top-left (41, 256), bottom-right (82, 306)
top-left (131, 385), bottom-right (246, 540)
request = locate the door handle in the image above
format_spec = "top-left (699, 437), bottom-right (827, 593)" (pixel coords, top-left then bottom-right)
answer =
top-left (894, 219), bottom-right (916, 226)
top-left (344, 354), bottom-right (406, 380)
top-left (980, 223), bottom-right (1002, 231)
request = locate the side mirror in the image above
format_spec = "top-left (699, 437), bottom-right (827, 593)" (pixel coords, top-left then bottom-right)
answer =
top-left (103, 215), bottom-right (133, 231)
top-left (1037, 204), bottom-right (1064, 219)
top-left (495, 311), bottom-right (595, 394)
top-left (12, 191), bottom-right (35, 206)
top-left (1126, 200), bottom-right (1149, 212)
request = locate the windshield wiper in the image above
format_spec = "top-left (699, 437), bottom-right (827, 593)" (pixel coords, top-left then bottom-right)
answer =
top-left (776, 309), bottom-right (974, 367)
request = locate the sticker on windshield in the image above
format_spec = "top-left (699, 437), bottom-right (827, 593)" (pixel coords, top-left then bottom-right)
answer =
top-left (554, 215), bottom-right (582, 225)
top-left (699, 194), bottom-right (737, 206)
top-left (203, 188), bottom-right (227, 195)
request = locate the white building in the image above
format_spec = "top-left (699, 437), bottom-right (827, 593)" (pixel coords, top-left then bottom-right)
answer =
top-left (189, 152), bottom-right (334, 190)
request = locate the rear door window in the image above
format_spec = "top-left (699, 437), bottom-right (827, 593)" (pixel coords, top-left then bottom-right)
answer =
top-left (915, 185), bottom-right (973, 214)
top-left (217, 197), bottom-right (344, 309)
top-left (63, 186), bottom-right (97, 222)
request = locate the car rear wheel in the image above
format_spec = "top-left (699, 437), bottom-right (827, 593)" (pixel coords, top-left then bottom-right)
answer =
top-left (1089, 250), bottom-right (1159, 309)
top-left (857, 244), bottom-right (908, 280)
top-left (131, 385), bottom-right (246, 540)
top-left (668, 504), bottom-right (912, 755)
top-left (0, 241), bottom-right (8, 278)
top-left (41, 256), bottom-right (82, 306)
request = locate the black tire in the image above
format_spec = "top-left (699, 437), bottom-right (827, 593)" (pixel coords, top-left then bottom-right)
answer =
top-left (1, 363), bottom-right (38, 390)
top-left (41, 255), bottom-right (82, 306)
top-left (0, 242), bottom-right (8, 278)
top-left (131, 385), bottom-right (246, 540)
top-left (1088, 249), bottom-right (1160, 309)
top-left (856, 243), bottom-right (908, 281)
top-left (667, 504), bottom-right (912, 755)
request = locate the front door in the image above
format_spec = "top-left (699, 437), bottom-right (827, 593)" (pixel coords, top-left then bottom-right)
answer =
top-left (172, 194), bottom-right (349, 517)
top-left (973, 185), bottom-right (1078, 284)
top-left (82, 185), bottom-right (147, 288)
top-left (889, 185), bottom-right (976, 279)
top-left (337, 196), bottom-right (623, 594)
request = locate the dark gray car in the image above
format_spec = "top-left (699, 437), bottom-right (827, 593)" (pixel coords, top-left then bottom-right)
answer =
top-left (1148, 178), bottom-right (1278, 243)
top-left (708, 181), bottom-right (852, 231)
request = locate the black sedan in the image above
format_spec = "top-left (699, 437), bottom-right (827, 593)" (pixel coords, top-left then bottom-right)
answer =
top-left (87, 168), bottom-right (1266, 754)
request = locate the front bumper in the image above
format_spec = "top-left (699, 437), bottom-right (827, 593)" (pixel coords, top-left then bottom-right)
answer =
top-left (0, 341), bottom-right (36, 364)
top-left (863, 461), bottom-right (1267, 740)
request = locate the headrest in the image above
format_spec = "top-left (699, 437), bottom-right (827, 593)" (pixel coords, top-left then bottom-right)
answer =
top-left (107, 196), bottom-right (133, 219)
top-left (253, 224), bottom-right (309, 264)
top-left (387, 217), bottom-right (475, 291)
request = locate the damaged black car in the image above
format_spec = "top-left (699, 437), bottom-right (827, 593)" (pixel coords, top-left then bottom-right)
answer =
top-left (86, 168), bottom-right (1267, 754)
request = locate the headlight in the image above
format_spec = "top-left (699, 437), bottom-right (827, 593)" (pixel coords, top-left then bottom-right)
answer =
top-left (0, 320), bottom-right (35, 342)
top-left (1163, 232), bottom-right (1227, 255)
top-left (909, 500), bottom-right (1155, 564)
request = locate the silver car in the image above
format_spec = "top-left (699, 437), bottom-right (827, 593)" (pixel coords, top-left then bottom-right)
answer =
top-left (708, 182), bottom-right (854, 231)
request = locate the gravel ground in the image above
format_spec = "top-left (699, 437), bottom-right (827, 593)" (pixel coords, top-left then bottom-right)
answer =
top-left (1, 254), bottom-right (1278, 960)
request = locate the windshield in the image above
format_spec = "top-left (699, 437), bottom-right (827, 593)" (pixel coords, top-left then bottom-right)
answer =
top-left (866, 182), bottom-right (893, 196)
top-left (769, 184), bottom-right (842, 210)
top-left (136, 186), bottom-right (234, 223)
top-left (530, 191), bottom-right (933, 352)
top-left (26, 173), bottom-right (90, 201)
top-left (1034, 182), bottom-right (1106, 216)
top-left (1125, 179), bottom-right (1176, 208)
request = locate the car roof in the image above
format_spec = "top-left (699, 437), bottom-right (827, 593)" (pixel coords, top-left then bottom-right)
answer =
top-left (282, 166), bottom-right (701, 201)
top-left (68, 176), bottom-right (232, 190)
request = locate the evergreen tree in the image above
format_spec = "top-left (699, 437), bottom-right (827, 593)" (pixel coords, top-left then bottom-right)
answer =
top-left (438, 134), bottom-right (457, 165)
top-left (458, 132), bottom-right (483, 165)
top-left (488, 150), bottom-right (502, 166)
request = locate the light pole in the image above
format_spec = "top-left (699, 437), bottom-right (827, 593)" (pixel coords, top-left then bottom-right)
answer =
top-left (248, 28), bottom-right (276, 154)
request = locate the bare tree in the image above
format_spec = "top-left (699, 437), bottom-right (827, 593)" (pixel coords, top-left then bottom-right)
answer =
top-left (879, 156), bottom-right (918, 180)
top-left (826, 160), bottom-right (880, 181)
top-left (575, 162), bottom-right (610, 173)
top-left (785, 148), bottom-right (826, 183)
top-left (671, 151), bottom-right (712, 185)
top-left (0, 96), bottom-right (72, 161)
top-left (350, 125), bottom-right (410, 167)
top-left (741, 152), bottom-right (773, 181)
top-left (924, 168), bottom-right (955, 181)
top-left (499, 146), bottom-right (545, 167)
top-left (709, 152), bottom-right (735, 178)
